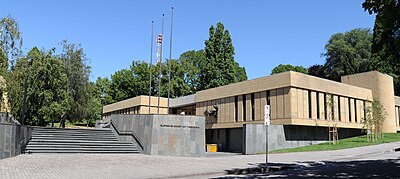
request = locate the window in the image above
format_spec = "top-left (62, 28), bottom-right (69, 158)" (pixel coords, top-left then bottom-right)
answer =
top-left (324, 93), bottom-right (327, 120)
top-left (363, 100), bottom-right (366, 121)
top-left (251, 93), bottom-right (255, 121)
top-left (354, 99), bottom-right (358, 123)
top-left (267, 90), bottom-right (270, 105)
top-left (243, 94), bottom-right (246, 122)
top-left (234, 96), bottom-right (238, 122)
top-left (308, 91), bottom-right (312, 119)
top-left (338, 96), bottom-right (341, 121)
top-left (316, 92), bottom-right (320, 119)
top-left (347, 98), bottom-right (351, 122)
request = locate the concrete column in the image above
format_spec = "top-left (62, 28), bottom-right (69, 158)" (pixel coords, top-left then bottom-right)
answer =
top-left (277, 88), bottom-right (284, 119)
top-left (303, 90), bottom-right (309, 119)
top-left (270, 90), bottom-right (277, 119)
top-left (319, 92), bottom-right (325, 120)
top-left (342, 97), bottom-right (349, 123)
top-left (246, 94), bottom-right (252, 121)
top-left (284, 88), bottom-right (291, 119)
top-left (290, 87), bottom-right (298, 119)
top-left (297, 89), bottom-right (304, 119)
top-left (311, 91), bottom-right (317, 119)
top-left (238, 95), bottom-right (244, 122)
top-left (342, 71), bottom-right (397, 132)
top-left (255, 92), bottom-right (261, 121)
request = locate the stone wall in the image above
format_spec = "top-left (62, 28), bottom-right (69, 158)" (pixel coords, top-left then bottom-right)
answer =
top-left (0, 123), bottom-right (31, 159)
top-left (243, 124), bottom-right (361, 154)
top-left (109, 114), bottom-right (205, 157)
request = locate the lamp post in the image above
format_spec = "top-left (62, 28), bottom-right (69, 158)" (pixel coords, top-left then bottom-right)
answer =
top-left (100, 89), bottom-right (107, 120)
top-left (21, 56), bottom-right (33, 126)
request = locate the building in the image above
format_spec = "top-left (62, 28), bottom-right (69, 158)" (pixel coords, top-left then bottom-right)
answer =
top-left (103, 71), bottom-right (400, 153)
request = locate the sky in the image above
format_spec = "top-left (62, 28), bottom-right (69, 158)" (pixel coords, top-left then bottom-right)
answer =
top-left (0, 0), bottom-right (376, 81)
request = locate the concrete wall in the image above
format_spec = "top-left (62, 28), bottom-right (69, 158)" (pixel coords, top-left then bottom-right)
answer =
top-left (0, 123), bottom-right (31, 159)
top-left (342, 71), bottom-right (397, 133)
top-left (242, 124), bottom-right (361, 154)
top-left (196, 71), bottom-right (373, 130)
top-left (109, 114), bottom-right (205, 157)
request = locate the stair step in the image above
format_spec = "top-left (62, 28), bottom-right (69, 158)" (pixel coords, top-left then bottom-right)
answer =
top-left (25, 127), bottom-right (139, 154)
top-left (27, 139), bottom-right (131, 144)
top-left (25, 150), bottom-right (140, 154)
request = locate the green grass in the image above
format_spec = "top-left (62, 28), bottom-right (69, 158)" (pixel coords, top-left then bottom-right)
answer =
top-left (270, 133), bottom-right (400, 154)
top-left (46, 121), bottom-right (92, 128)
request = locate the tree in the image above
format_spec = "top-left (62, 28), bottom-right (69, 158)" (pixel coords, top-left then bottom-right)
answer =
top-left (363, 0), bottom-right (400, 95)
top-left (60, 40), bottom-right (91, 122)
top-left (179, 50), bottom-right (206, 93)
top-left (323, 28), bottom-right (372, 81)
top-left (95, 77), bottom-right (113, 105)
top-left (0, 16), bottom-right (23, 69)
top-left (109, 69), bottom-right (135, 102)
top-left (271, 64), bottom-right (308, 75)
top-left (8, 47), bottom-right (70, 126)
top-left (363, 99), bottom-right (386, 142)
top-left (308, 64), bottom-right (326, 78)
top-left (203, 22), bottom-right (247, 90)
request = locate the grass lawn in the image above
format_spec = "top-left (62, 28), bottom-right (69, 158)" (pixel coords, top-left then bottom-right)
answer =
top-left (46, 122), bottom-right (92, 128)
top-left (270, 133), bottom-right (400, 153)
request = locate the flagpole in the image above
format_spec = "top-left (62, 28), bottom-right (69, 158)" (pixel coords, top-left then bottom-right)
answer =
top-left (167, 7), bottom-right (174, 112)
top-left (157, 14), bottom-right (165, 114)
top-left (148, 20), bottom-right (154, 114)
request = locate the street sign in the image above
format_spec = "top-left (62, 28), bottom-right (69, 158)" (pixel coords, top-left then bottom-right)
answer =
top-left (264, 105), bottom-right (270, 126)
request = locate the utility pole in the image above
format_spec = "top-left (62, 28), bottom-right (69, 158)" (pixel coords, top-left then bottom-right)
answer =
top-left (148, 20), bottom-right (154, 114)
top-left (157, 14), bottom-right (164, 114)
top-left (167, 7), bottom-right (174, 112)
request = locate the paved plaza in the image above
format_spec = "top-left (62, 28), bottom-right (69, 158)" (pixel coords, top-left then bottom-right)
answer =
top-left (0, 142), bottom-right (399, 179)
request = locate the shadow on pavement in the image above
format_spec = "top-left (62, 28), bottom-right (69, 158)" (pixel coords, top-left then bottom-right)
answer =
top-left (214, 158), bottom-right (400, 178)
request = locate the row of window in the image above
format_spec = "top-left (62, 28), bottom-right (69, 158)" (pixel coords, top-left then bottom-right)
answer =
top-left (202, 88), bottom-right (369, 123)
top-left (396, 106), bottom-right (400, 126)
top-left (103, 106), bottom-right (141, 118)
top-left (306, 91), bottom-right (367, 122)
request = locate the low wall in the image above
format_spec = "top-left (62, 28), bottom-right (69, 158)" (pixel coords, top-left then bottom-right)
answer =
top-left (243, 124), bottom-right (361, 154)
top-left (0, 123), bottom-right (31, 159)
top-left (109, 114), bottom-right (205, 157)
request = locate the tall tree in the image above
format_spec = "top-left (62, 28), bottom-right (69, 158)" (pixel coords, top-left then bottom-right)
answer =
top-left (109, 69), bottom-right (135, 102)
top-left (363, 0), bottom-right (400, 95)
top-left (8, 47), bottom-right (70, 126)
top-left (60, 40), bottom-right (91, 122)
top-left (271, 64), bottom-right (308, 75)
top-left (323, 28), bottom-right (372, 81)
top-left (179, 50), bottom-right (206, 93)
top-left (203, 22), bottom-right (247, 90)
top-left (0, 16), bottom-right (23, 69)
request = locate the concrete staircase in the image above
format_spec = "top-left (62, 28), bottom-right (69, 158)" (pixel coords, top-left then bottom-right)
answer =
top-left (24, 127), bottom-right (139, 154)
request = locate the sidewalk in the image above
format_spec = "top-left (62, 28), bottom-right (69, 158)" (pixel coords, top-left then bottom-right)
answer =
top-left (0, 142), bottom-right (398, 179)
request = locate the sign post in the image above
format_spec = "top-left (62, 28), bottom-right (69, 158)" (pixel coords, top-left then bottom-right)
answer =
top-left (264, 105), bottom-right (270, 172)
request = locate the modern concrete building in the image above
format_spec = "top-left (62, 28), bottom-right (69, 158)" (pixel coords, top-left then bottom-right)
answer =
top-left (103, 71), bottom-right (400, 153)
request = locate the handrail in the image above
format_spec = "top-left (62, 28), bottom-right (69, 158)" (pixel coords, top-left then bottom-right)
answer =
top-left (110, 120), bottom-right (144, 151)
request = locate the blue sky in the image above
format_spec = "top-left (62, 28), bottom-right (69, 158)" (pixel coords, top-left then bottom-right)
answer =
top-left (0, 0), bottom-right (375, 81)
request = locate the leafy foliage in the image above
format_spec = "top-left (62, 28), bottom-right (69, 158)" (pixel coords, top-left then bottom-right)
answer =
top-left (323, 28), bottom-right (372, 81)
top-left (363, 0), bottom-right (400, 95)
top-left (203, 22), bottom-right (247, 90)
top-left (363, 99), bottom-right (387, 142)
top-left (271, 64), bottom-right (308, 75)
top-left (0, 16), bottom-right (23, 69)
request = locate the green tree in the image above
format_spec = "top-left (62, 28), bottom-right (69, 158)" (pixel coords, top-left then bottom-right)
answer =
top-left (271, 64), bottom-right (308, 75)
top-left (60, 41), bottom-right (91, 122)
top-left (203, 22), bottom-right (247, 90)
top-left (0, 16), bottom-right (23, 69)
top-left (95, 77), bottom-right (113, 105)
top-left (323, 28), bottom-right (372, 81)
top-left (179, 50), bottom-right (206, 93)
top-left (8, 47), bottom-right (70, 126)
top-left (109, 69), bottom-right (135, 102)
top-left (363, 0), bottom-right (400, 95)
top-left (363, 99), bottom-right (386, 142)
top-left (308, 64), bottom-right (326, 78)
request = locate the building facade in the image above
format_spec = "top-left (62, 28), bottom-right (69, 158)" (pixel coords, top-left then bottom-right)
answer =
top-left (103, 71), bottom-right (400, 153)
